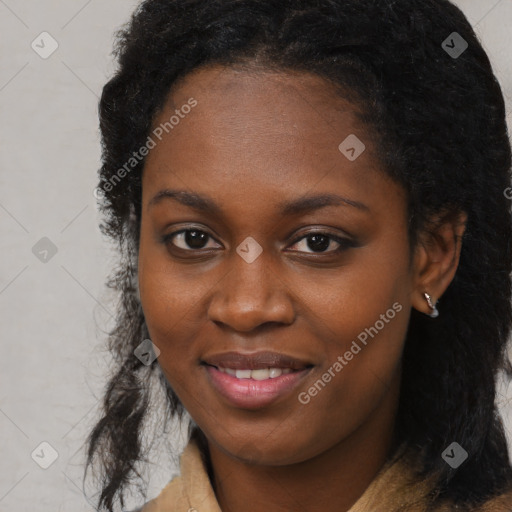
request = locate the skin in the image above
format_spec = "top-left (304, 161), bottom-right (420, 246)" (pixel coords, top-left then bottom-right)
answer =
top-left (138, 64), bottom-right (466, 512)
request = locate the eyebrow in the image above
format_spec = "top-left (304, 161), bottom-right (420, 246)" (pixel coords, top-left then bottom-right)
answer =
top-left (148, 188), bottom-right (370, 215)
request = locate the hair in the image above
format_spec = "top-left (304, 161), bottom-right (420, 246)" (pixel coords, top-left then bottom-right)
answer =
top-left (85, 0), bottom-right (512, 510)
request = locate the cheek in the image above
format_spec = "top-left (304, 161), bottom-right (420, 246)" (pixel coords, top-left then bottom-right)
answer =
top-left (138, 261), bottom-right (205, 403)
top-left (310, 234), bottom-right (411, 354)
top-left (313, 303), bottom-right (408, 409)
top-left (298, 238), bottom-right (411, 413)
top-left (290, 295), bottom-right (408, 460)
top-left (137, 227), bottom-right (204, 362)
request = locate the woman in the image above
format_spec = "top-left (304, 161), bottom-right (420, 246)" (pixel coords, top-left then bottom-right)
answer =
top-left (85, 0), bottom-right (512, 510)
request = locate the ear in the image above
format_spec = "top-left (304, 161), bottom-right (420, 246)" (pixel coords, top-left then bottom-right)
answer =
top-left (411, 210), bottom-right (467, 316)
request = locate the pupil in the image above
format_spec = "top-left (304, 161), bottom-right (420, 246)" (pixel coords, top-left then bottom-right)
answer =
top-left (308, 234), bottom-right (329, 252)
top-left (186, 230), bottom-right (208, 249)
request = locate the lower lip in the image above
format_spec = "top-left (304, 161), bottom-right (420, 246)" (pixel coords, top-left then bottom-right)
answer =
top-left (204, 365), bottom-right (312, 410)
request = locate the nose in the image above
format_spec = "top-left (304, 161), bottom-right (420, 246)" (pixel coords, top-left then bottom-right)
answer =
top-left (207, 249), bottom-right (295, 332)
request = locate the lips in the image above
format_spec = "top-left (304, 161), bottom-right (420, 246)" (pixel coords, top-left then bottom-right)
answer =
top-left (201, 351), bottom-right (313, 409)
top-left (202, 350), bottom-right (312, 371)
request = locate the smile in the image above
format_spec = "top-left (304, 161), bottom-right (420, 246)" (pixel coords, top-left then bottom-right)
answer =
top-left (201, 350), bottom-right (313, 410)
top-left (204, 365), bottom-right (312, 409)
top-left (215, 367), bottom-right (294, 379)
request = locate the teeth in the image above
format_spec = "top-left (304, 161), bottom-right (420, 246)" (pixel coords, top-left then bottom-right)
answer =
top-left (251, 369), bottom-right (270, 380)
top-left (218, 367), bottom-right (294, 379)
top-left (235, 369), bottom-right (252, 379)
top-left (269, 368), bottom-right (282, 378)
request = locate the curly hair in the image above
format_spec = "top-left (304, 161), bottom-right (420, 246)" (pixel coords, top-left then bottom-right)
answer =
top-left (84, 0), bottom-right (512, 510)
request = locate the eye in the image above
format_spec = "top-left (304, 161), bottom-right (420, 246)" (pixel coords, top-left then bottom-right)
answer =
top-left (163, 229), bottom-right (221, 251)
top-left (288, 231), bottom-right (356, 254)
top-left (162, 228), bottom-right (356, 255)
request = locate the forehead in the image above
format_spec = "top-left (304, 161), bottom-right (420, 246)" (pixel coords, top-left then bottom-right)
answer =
top-left (141, 64), bottom-right (401, 224)
top-left (157, 64), bottom-right (364, 151)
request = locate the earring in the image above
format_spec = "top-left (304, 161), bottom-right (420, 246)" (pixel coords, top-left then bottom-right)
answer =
top-left (424, 292), bottom-right (439, 318)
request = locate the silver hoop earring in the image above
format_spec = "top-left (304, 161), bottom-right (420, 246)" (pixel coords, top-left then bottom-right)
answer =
top-left (424, 292), bottom-right (439, 318)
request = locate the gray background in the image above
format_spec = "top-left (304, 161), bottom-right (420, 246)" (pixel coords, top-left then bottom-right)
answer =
top-left (1, 1), bottom-right (511, 510)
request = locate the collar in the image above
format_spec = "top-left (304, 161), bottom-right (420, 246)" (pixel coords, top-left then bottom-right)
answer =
top-left (139, 437), bottom-right (510, 511)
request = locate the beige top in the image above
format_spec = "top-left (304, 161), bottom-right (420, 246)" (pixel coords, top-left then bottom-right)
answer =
top-left (139, 439), bottom-right (512, 512)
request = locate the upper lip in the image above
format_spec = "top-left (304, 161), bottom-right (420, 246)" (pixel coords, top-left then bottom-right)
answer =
top-left (202, 351), bottom-right (312, 370)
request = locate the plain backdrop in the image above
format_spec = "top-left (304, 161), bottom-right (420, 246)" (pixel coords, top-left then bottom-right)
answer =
top-left (1, 1), bottom-right (512, 510)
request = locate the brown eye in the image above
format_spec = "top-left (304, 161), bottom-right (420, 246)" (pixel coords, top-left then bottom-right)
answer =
top-left (163, 229), bottom-right (220, 251)
top-left (288, 231), bottom-right (356, 254)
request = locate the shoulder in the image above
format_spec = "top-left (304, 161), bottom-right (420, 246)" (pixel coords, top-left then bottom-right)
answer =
top-left (124, 438), bottom-right (216, 512)
top-left (361, 444), bottom-right (512, 512)
top-left (434, 486), bottom-right (512, 511)
top-left (124, 475), bottom-right (184, 512)
top-left (471, 488), bottom-right (512, 512)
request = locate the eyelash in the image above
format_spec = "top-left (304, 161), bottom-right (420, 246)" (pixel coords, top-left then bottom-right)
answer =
top-left (161, 228), bottom-right (357, 255)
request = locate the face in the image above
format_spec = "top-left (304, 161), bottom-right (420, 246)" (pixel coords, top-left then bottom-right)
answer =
top-left (138, 65), bottom-right (415, 466)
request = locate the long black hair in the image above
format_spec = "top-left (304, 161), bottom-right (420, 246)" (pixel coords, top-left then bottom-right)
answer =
top-left (85, 0), bottom-right (512, 510)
